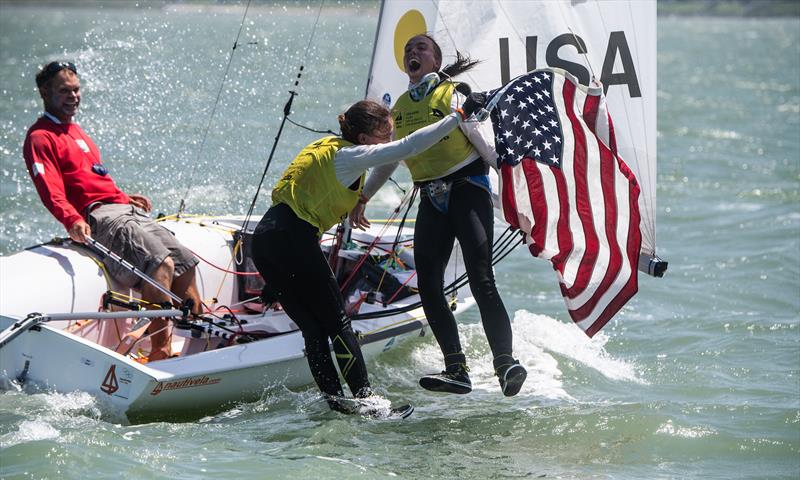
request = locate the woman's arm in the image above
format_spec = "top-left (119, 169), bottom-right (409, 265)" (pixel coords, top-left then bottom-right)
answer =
top-left (334, 113), bottom-right (461, 187)
top-left (452, 89), bottom-right (499, 168)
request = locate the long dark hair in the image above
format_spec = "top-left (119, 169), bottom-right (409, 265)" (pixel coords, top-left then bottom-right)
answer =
top-left (338, 100), bottom-right (391, 144)
top-left (417, 33), bottom-right (480, 79)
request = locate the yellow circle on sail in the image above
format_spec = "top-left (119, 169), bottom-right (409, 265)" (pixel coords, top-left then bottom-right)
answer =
top-left (393, 10), bottom-right (427, 72)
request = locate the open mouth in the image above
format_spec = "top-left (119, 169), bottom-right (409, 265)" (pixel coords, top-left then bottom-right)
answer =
top-left (408, 58), bottom-right (421, 72)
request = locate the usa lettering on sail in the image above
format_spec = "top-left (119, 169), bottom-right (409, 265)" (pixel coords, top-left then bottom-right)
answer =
top-left (498, 31), bottom-right (641, 97)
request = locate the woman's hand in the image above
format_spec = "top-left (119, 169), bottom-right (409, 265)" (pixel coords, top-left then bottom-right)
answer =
top-left (129, 194), bottom-right (152, 212)
top-left (349, 199), bottom-right (371, 230)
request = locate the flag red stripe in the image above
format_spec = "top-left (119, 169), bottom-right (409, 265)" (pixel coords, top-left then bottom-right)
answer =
top-left (566, 143), bottom-right (623, 321)
top-left (521, 158), bottom-right (547, 257)
top-left (565, 95), bottom-right (625, 321)
top-left (500, 163), bottom-right (520, 229)
top-left (549, 158), bottom-right (572, 274)
top-left (559, 78), bottom-right (599, 299)
top-left (584, 168), bottom-right (641, 337)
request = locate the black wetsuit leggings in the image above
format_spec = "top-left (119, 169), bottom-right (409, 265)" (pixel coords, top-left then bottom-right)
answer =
top-left (251, 203), bottom-right (371, 406)
top-left (415, 182), bottom-right (513, 366)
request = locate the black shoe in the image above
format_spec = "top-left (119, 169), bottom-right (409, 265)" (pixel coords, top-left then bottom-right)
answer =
top-left (496, 361), bottom-right (527, 397)
top-left (355, 402), bottom-right (415, 420)
top-left (419, 367), bottom-right (472, 394)
top-left (386, 404), bottom-right (414, 419)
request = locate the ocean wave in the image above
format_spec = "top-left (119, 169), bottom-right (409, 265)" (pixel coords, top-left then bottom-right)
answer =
top-left (0, 419), bottom-right (61, 448)
top-left (512, 311), bottom-right (645, 384)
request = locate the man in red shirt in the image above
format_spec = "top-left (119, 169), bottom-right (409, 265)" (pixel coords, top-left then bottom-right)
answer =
top-left (23, 61), bottom-right (201, 361)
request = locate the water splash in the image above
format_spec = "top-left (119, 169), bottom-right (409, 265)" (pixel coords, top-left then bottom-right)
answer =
top-left (0, 419), bottom-right (60, 448)
top-left (512, 310), bottom-right (645, 384)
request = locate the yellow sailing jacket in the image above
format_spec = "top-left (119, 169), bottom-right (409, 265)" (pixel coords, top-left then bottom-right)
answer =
top-left (272, 136), bottom-right (364, 233)
top-left (392, 81), bottom-right (474, 182)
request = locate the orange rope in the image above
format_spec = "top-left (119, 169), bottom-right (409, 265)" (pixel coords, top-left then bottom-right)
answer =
top-left (186, 247), bottom-right (260, 276)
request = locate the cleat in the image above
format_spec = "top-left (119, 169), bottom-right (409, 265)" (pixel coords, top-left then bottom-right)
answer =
top-left (419, 367), bottom-right (472, 394)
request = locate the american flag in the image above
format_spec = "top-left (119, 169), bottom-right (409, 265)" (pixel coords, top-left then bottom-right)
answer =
top-left (489, 68), bottom-right (642, 337)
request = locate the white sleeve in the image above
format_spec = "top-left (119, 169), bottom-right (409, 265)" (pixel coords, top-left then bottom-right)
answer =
top-left (334, 113), bottom-right (461, 188)
top-left (362, 162), bottom-right (400, 199)
top-left (452, 90), bottom-right (499, 169)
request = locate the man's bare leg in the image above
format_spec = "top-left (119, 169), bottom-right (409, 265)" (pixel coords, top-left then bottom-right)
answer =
top-left (140, 257), bottom-right (175, 361)
top-left (171, 266), bottom-right (202, 315)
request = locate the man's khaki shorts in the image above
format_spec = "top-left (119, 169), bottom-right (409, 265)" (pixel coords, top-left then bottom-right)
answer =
top-left (87, 203), bottom-right (199, 289)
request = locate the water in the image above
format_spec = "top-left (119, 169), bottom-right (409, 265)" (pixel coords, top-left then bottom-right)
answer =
top-left (0, 3), bottom-right (798, 479)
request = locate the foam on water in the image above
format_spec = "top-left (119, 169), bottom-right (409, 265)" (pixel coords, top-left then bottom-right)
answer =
top-left (511, 310), bottom-right (644, 384)
top-left (0, 419), bottom-right (60, 448)
top-left (656, 419), bottom-right (716, 439)
top-left (0, 390), bottom-right (102, 448)
top-left (403, 311), bottom-right (643, 406)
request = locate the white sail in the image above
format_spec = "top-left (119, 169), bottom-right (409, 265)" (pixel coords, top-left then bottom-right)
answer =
top-left (366, 0), bottom-right (662, 274)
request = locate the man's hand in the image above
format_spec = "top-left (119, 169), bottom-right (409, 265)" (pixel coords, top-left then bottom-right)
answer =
top-left (349, 201), bottom-right (371, 231)
top-left (129, 194), bottom-right (152, 212)
top-left (68, 219), bottom-right (91, 243)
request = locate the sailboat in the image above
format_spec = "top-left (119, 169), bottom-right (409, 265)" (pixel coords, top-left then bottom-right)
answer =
top-left (0, 0), bottom-right (661, 423)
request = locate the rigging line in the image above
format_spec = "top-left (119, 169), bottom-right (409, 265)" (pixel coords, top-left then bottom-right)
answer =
top-left (338, 186), bottom-right (416, 294)
top-left (352, 229), bottom-right (521, 321)
top-left (388, 177), bottom-right (407, 195)
top-left (286, 116), bottom-right (338, 135)
top-left (550, 0), bottom-right (596, 81)
top-left (567, 27), bottom-right (597, 81)
top-left (238, 0), bottom-right (326, 240)
top-left (429, 0), bottom-right (485, 92)
top-left (302, 0), bottom-right (326, 59)
top-left (388, 186), bottom-right (418, 257)
top-left (178, 0), bottom-right (253, 215)
top-left (364, 0), bottom-right (387, 98)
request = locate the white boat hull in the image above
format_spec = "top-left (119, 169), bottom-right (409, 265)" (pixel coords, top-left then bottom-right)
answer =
top-left (0, 216), bottom-right (473, 422)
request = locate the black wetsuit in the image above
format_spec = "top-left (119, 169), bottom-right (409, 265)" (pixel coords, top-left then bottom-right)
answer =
top-left (251, 202), bottom-right (370, 407)
top-left (415, 160), bottom-right (513, 366)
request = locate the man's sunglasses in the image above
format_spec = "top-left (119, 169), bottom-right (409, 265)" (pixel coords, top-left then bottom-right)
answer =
top-left (37, 61), bottom-right (77, 87)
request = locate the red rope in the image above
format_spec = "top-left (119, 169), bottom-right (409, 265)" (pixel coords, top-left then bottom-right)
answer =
top-left (386, 270), bottom-right (417, 304)
top-left (186, 247), bottom-right (261, 276)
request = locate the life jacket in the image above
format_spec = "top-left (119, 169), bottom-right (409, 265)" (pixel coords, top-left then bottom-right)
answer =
top-left (392, 81), bottom-right (474, 182)
top-left (271, 136), bottom-right (364, 234)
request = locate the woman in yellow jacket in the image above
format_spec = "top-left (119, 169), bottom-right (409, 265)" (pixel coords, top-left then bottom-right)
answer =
top-left (251, 98), bottom-right (484, 416)
top-left (353, 34), bottom-right (528, 397)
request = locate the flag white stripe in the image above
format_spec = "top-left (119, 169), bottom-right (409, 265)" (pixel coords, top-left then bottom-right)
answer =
top-left (573, 162), bottom-right (636, 327)
top-left (552, 75), bottom-right (584, 288)
top-left (564, 85), bottom-right (612, 305)
top-left (539, 162), bottom-right (560, 260)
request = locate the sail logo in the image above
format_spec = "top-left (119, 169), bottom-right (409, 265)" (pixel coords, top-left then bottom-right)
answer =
top-left (150, 375), bottom-right (221, 396)
top-left (393, 9), bottom-right (427, 71)
top-left (100, 364), bottom-right (119, 395)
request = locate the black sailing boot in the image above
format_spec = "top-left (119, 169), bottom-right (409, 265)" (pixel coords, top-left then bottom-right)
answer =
top-left (419, 352), bottom-right (472, 394)
top-left (494, 354), bottom-right (527, 397)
